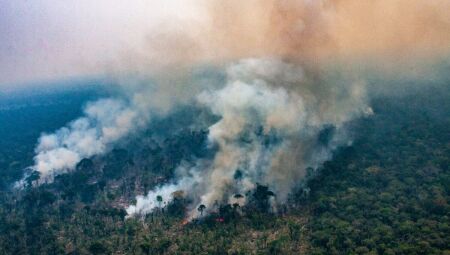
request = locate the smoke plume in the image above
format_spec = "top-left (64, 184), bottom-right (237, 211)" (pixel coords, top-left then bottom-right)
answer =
top-left (138, 0), bottom-right (450, 68)
top-left (32, 97), bottom-right (147, 183)
top-left (126, 58), bottom-right (372, 218)
top-left (24, 0), bottom-right (449, 218)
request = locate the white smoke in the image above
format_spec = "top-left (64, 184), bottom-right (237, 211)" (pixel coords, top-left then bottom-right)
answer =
top-left (126, 169), bottom-right (201, 216)
top-left (29, 95), bottom-right (148, 183)
top-left (22, 55), bottom-right (371, 221)
top-left (23, 69), bottom-right (220, 185)
top-left (126, 58), bottom-right (372, 218)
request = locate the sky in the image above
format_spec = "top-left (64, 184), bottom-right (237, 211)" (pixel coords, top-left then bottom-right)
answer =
top-left (1, 0), bottom-right (449, 89)
top-left (0, 0), bottom-right (202, 87)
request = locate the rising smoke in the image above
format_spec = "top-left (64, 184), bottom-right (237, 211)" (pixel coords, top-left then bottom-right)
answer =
top-left (24, 0), bottom-right (449, 218)
top-left (126, 58), bottom-right (372, 218)
top-left (32, 97), bottom-right (146, 183)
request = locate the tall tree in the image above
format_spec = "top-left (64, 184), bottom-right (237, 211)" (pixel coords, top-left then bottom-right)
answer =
top-left (197, 204), bottom-right (206, 216)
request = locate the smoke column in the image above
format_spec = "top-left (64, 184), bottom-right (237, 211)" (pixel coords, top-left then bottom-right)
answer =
top-left (24, 0), bottom-right (449, 216)
top-left (126, 58), bottom-right (372, 218)
top-left (31, 95), bottom-right (148, 183)
top-left (137, 0), bottom-right (450, 68)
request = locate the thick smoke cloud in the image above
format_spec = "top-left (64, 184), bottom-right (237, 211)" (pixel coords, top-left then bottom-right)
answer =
top-left (24, 0), bottom-right (449, 219)
top-left (32, 97), bottom-right (147, 183)
top-left (139, 0), bottom-right (450, 68)
top-left (126, 58), bottom-right (372, 218)
top-left (24, 69), bottom-right (223, 184)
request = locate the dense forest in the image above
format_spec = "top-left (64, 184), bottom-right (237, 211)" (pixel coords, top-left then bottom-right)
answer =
top-left (0, 81), bottom-right (449, 254)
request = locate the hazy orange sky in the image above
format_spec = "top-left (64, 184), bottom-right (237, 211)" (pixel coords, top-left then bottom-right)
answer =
top-left (1, 0), bottom-right (449, 87)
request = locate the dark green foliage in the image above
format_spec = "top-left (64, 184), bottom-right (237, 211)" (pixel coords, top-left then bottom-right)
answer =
top-left (0, 82), bottom-right (449, 254)
top-left (89, 241), bottom-right (109, 254)
top-left (0, 81), bottom-right (106, 190)
top-left (249, 184), bottom-right (276, 212)
top-left (307, 85), bottom-right (450, 254)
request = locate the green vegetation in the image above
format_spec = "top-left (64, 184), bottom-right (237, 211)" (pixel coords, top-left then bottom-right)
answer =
top-left (307, 86), bottom-right (450, 254)
top-left (0, 81), bottom-right (106, 189)
top-left (0, 84), bottom-right (448, 254)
